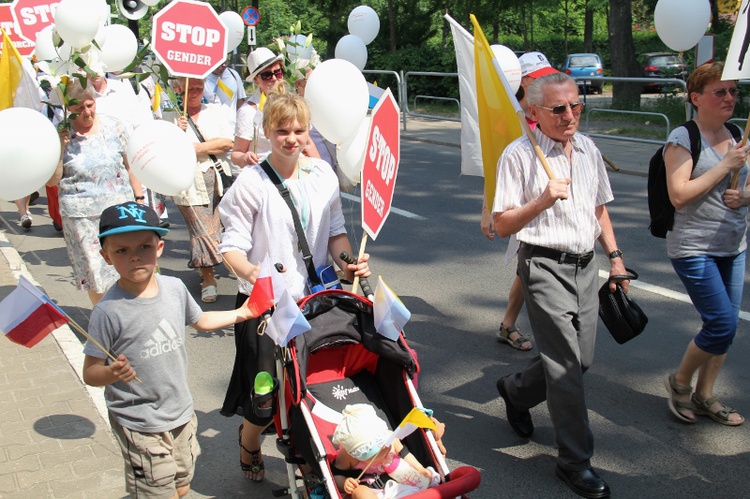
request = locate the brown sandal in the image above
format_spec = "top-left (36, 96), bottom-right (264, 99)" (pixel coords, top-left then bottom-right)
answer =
top-left (691, 394), bottom-right (745, 426)
top-left (664, 373), bottom-right (696, 424)
top-left (497, 323), bottom-right (532, 351)
top-left (238, 424), bottom-right (265, 481)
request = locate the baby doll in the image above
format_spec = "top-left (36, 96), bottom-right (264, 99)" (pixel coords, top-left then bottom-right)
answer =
top-left (331, 404), bottom-right (439, 499)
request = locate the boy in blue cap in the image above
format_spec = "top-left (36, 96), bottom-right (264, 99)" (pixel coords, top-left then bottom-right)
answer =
top-left (82, 202), bottom-right (258, 499)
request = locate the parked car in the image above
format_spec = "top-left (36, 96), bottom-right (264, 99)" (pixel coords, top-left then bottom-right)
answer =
top-left (560, 53), bottom-right (604, 94)
top-left (639, 52), bottom-right (688, 93)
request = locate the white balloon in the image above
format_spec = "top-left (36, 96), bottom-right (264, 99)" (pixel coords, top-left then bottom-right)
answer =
top-left (53, 0), bottom-right (101, 48)
top-left (97, 24), bottom-right (138, 72)
top-left (287, 34), bottom-right (313, 63)
top-left (219, 11), bottom-right (244, 52)
top-left (0, 109), bottom-right (61, 201)
top-left (335, 35), bottom-right (368, 71)
top-left (305, 59), bottom-right (369, 145)
top-left (34, 26), bottom-right (57, 61)
top-left (337, 116), bottom-right (371, 184)
top-left (491, 44), bottom-right (522, 94)
top-left (126, 121), bottom-right (196, 196)
top-left (348, 5), bottom-right (380, 45)
top-left (654, 0), bottom-right (710, 52)
top-left (93, 24), bottom-right (107, 48)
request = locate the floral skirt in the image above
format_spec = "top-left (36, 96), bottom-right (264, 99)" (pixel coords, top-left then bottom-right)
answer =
top-left (61, 215), bottom-right (120, 293)
top-left (176, 169), bottom-right (223, 269)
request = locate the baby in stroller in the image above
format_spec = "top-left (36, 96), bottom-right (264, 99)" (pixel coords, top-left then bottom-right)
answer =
top-left (332, 404), bottom-right (439, 498)
top-left (275, 290), bottom-right (480, 498)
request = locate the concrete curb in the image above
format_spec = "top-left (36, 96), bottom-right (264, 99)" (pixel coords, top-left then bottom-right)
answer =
top-left (0, 231), bottom-right (110, 427)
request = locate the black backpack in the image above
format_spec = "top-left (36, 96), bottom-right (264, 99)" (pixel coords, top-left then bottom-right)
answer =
top-left (647, 120), bottom-right (742, 238)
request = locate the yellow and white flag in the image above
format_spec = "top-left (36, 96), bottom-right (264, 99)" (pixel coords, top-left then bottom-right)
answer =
top-left (470, 14), bottom-right (524, 206)
top-left (373, 276), bottom-right (411, 341)
top-left (383, 408), bottom-right (437, 446)
top-left (445, 15), bottom-right (524, 204)
top-left (0, 28), bottom-right (43, 111)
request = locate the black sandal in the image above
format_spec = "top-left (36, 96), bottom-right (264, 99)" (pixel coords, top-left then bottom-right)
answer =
top-left (238, 424), bottom-right (265, 481)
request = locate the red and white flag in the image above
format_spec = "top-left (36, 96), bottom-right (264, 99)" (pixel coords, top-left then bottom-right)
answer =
top-left (246, 255), bottom-right (275, 317)
top-left (0, 275), bottom-right (68, 348)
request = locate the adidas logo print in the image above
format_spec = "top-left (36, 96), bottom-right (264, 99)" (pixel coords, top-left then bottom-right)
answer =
top-left (140, 318), bottom-right (183, 359)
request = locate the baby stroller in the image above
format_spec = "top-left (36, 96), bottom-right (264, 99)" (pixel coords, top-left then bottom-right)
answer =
top-left (270, 287), bottom-right (481, 498)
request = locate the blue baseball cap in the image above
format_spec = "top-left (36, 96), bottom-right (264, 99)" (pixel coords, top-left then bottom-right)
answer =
top-left (98, 202), bottom-right (169, 241)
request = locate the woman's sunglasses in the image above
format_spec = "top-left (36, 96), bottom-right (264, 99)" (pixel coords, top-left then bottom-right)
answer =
top-left (259, 68), bottom-right (284, 82)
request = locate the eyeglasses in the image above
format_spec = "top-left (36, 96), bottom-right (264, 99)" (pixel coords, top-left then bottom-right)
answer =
top-left (259, 68), bottom-right (284, 82)
top-left (537, 102), bottom-right (584, 116)
top-left (706, 88), bottom-right (739, 98)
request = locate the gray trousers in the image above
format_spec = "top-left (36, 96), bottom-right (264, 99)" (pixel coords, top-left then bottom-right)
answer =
top-left (503, 244), bottom-right (599, 471)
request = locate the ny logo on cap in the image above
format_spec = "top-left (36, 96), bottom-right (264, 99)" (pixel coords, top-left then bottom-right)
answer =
top-left (116, 203), bottom-right (148, 224)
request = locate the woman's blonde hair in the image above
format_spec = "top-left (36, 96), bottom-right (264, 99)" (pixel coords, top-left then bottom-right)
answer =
top-left (262, 89), bottom-right (310, 131)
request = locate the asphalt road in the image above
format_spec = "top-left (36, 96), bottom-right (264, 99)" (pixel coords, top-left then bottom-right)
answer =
top-left (2, 137), bottom-right (750, 498)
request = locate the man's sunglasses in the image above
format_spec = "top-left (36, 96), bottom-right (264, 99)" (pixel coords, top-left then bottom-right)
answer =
top-left (259, 68), bottom-right (284, 82)
top-left (537, 102), bottom-right (584, 116)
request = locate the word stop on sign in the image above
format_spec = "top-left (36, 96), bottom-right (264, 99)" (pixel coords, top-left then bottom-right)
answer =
top-left (368, 126), bottom-right (396, 186)
top-left (160, 22), bottom-right (221, 47)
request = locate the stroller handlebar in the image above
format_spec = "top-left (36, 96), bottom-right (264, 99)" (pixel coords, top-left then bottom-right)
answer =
top-left (339, 251), bottom-right (374, 300)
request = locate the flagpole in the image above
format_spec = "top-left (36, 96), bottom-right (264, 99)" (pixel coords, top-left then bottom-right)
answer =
top-left (183, 77), bottom-right (189, 116)
top-left (355, 450), bottom-right (382, 481)
top-left (352, 231), bottom-right (368, 296)
top-left (730, 113), bottom-right (750, 189)
top-left (65, 315), bottom-right (142, 383)
top-left (518, 110), bottom-right (556, 180)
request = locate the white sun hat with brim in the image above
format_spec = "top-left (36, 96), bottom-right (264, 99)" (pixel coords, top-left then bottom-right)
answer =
top-left (247, 47), bottom-right (285, 80)
top-left (332, 404), bottom-right (391, 461)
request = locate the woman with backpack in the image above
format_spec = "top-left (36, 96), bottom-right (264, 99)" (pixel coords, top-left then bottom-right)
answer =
top-left (663, 61), bottom-right (750, 426)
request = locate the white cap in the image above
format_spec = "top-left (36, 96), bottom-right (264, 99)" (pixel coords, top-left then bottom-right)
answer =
top-left (518, 52), bottom-right (558, 78)
top-left (332, 404), bottom-right (390, 461)
top-left (247, 47), bottom-right (284, 80)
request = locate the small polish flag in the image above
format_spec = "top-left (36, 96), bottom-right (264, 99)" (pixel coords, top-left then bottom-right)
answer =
top-left (0, 275), bottom-right (68, 348)
top-left (246, 255), bottom-right (275, 317)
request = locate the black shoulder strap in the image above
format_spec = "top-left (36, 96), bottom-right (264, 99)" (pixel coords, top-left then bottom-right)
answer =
top-left (682, 120), bottom-right (702, 169)
top-left (186, 115), bottom-right (220, 165)
top-left (725, 121), bottom-right (743, 142)
top-left (258, 159), bottom-right (320, 286)
top-left (682, 120), bottom-right (743, 170)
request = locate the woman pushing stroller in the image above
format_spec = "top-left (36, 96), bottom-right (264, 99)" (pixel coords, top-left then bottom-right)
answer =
top-left (217, 90), bottom-right (371, 480)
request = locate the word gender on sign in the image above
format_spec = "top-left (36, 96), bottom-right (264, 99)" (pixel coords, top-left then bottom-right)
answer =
top-left (160, 22), bottom-right (222, 47)
top-left (365, 180), bottom-right (385, 217)
top-left (368, 126), bottom-right (396, 186)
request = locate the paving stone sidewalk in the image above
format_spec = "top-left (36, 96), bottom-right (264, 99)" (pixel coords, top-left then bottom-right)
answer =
top-left (0, 234), bottom-right (124, 499)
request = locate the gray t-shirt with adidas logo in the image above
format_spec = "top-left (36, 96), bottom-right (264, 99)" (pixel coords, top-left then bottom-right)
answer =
top-left (85, 274), bottom-right (203, 433)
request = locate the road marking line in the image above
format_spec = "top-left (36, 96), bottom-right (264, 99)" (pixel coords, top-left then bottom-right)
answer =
top-left (598, 269), bottom-right (750, 322)
top-left (340, 192), bottom-right (427, 220)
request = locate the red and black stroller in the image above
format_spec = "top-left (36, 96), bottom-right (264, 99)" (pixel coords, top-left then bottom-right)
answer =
top-left (269, 288), bottom-right (481, 498)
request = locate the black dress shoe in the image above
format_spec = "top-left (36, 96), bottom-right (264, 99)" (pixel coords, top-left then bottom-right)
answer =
top-left (158, 220), bottom-right (170, 229)
top-left (496, 376), bottom-right (534, 438)
top-left (555, 466), bottom-right (610, 498)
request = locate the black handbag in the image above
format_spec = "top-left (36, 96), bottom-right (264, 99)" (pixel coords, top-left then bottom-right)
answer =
top-left (598, 268), bottom-right (648, 344)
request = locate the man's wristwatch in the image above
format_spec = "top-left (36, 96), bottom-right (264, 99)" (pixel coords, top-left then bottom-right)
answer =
top-left (608, 249), bottom-right (623, 259)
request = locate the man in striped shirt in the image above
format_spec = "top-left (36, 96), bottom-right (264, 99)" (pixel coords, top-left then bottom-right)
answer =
top-left (492, 72), bottom-right (629, 499)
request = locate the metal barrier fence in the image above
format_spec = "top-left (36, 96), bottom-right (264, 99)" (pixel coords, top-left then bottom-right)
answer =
top-left (362, 69), bottom-right (406, 129)
top-left (399, 71), bottom-right (697, 142)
